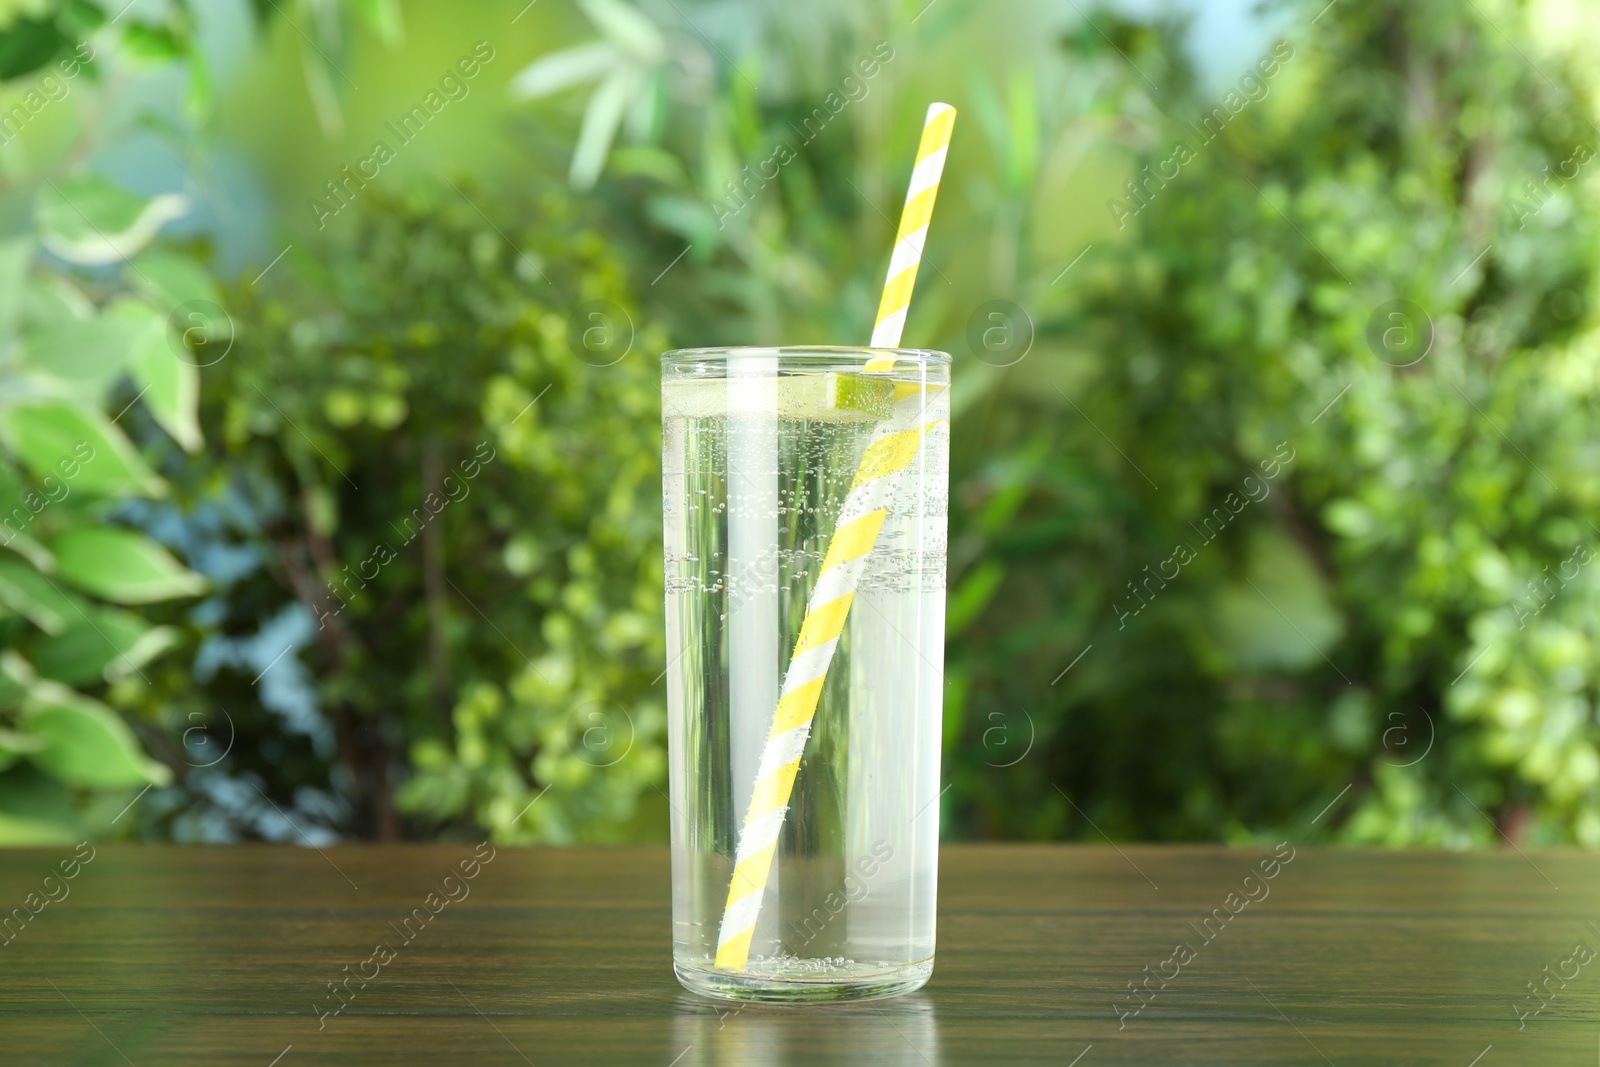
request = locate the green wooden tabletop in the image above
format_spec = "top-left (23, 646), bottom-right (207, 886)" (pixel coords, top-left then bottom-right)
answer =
top-left (0, 843), bottom-right (1595, 1065)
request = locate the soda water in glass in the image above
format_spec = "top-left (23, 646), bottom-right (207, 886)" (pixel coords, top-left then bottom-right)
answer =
top-left (661, 347), bottom-right (951, 1002)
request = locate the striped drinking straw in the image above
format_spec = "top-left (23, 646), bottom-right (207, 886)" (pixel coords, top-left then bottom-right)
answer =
top-left (714, 102), bottom-right (957, 971)
top-left (869, 102), bottom-right (958, 358)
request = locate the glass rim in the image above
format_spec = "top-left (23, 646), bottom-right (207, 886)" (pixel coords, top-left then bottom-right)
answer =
top-left (661, 345), bottom-right (951, 366)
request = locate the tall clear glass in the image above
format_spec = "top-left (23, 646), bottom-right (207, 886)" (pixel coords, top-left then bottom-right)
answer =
top-left (661, 346), bottom-right (950, 1003)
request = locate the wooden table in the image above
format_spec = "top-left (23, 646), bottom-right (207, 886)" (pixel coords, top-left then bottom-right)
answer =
top-left (0, 844), bottom-right (1593, 1065)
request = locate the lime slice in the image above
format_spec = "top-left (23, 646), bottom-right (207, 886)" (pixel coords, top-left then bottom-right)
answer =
top-left (821, 372), bottom-right (895, 419)
top-left (662, 373), bottom-right (897, 421)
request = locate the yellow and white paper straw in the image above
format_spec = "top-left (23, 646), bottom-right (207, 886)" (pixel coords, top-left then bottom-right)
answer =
top-left (714, 103), bottom-right (957, 971)
top-left (869, 102), bottom-right (957, 355)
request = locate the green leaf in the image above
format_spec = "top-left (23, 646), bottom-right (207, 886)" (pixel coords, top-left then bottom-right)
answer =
top-left (0, 650), bottom-right (34, 707)
top-left (0, 454), bottom-right (34, 515)
top-left (34, 174), bottom-right (188, 265)
top-left (509, 41), bottom-right (619, 99)
top-left (124, 302), bottom-right (201, 452)
top-left (0, 448), bottom-right (58, 572)
top-left (0, 764), bottom-right (84, 845)
top-left (119, 23), bottom-right (183, 64)
top-left (947, 560), bottom-right (1006, 636)
top-left (348, 0), bottom-right (404, 46)
top-left (0, 726), bottom-right (45, 773)
top-left (297, 32), bottom-right (346, 137)
top-left (50, 527), bottom-right (206, 603)
top-left (33, 606), bottom-right (179, 685)
top-left (19, 308), bottom-right (144, 387)
top-left (105, 624), bottom-right (180, 682)
top-left (130, 249), bottom-right (223, 310)
top-left (0, 235), bottom-right (32, 339)
top-left (21, 684), bottom-right (171, 788)
top-left (23, 271), bottom-right (93, 325)
top-left (608, 145), bottom-right (692, 188)
top-left (579, 0), bottom-right (665, 63)
top-left (3, 399), bottom-right (166, 497)
top-left (185, 47), bottom-right (212, 117)
top-left (0, 558), bottom-right (86, 634)
top-left (0, 17), bottom-right (67, 80)
top-left (1211, 529), bottom-right (1345, 674)
top-left (59, 1), bottom-right (106, 41)
top-left (0, 526), bottom-right (53, 572)
top-left (130, 253), bottom-right (232, 370)
top-left (570, 63), bottom-right (638, 189)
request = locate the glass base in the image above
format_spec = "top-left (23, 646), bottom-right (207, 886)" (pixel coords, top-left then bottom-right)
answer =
top-left (674, 955), bottom-right (933, 1004)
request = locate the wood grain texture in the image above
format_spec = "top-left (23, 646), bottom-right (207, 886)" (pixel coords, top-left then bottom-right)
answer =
top-left (0, 844), bottom-right (1595, 1065)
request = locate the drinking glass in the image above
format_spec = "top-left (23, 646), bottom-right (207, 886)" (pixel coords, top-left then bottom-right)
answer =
top-left (661, 346), bottom-right (950, 1002)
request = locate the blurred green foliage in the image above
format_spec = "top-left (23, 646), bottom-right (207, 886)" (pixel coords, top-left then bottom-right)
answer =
top-left (5, 0), bottom-right (1599, 848)
top-left (940, 0), bottom-right (1600, 847)
top-left (133, 187), bottom-right (668, 842)
top-left (0, 0), bottom-right (424, 845)
top-left (531, 0), bottom-right (1600, 847)
top-left (0, 0), bottom-right (223, 844)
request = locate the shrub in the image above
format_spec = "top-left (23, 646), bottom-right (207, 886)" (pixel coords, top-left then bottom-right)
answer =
top-left (130, 186), bottom-right (669, 843)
